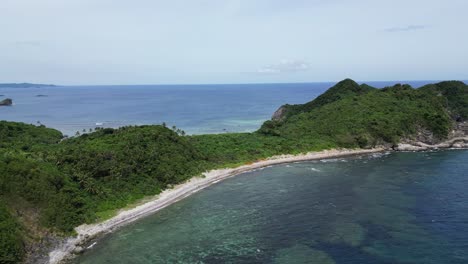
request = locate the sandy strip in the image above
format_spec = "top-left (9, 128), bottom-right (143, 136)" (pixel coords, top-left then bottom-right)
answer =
top-left (48, 147), bottom-right (386, 264)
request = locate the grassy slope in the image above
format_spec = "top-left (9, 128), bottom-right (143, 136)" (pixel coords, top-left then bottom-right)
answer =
top-left (1, 79), bottom-right (467, 263)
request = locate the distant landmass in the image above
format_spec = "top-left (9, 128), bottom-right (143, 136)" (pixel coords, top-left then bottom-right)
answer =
top-left (0, 83), bottom-right (56, 88)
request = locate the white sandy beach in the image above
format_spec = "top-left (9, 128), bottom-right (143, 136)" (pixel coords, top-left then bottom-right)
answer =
top-left (48, 147), bottom-right (387, 264)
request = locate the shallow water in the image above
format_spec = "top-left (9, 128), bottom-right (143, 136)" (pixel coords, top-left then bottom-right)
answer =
top-left (74, 150), bottom-right (468, 264)
top-left (0, 81), bottom-right (440, 136)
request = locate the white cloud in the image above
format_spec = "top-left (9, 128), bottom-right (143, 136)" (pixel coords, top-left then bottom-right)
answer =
top-left (257, 60), bottom-right (310, 74)
top-left (384, 25), bottom-right (429, 33)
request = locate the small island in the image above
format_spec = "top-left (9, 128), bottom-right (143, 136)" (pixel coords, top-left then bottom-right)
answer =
top-left (0, 98), bottom-right (12, 106)
top-left (0, 79), bottom-right (467, 263)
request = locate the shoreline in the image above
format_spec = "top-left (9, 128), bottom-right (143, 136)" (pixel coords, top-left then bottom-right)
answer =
top-left (395, 137), bottom-right (468, 151)
top-left (48, 147), bottom-right (386, 264)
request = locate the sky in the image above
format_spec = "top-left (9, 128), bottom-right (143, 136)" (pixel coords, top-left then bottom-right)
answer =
top-left (1, 0), bottom-right (467, 85)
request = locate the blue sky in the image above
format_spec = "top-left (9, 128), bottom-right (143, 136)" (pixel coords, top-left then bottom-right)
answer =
top-left (1, 0), bottom-right (467, 85)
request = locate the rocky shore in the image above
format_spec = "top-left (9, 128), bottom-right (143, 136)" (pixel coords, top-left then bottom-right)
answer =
top-left (395, 137), bottom-right (468, 151)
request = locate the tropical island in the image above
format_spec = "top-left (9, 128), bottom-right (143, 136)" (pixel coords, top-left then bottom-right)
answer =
top-left (1, 79), bottom-right (467, 263)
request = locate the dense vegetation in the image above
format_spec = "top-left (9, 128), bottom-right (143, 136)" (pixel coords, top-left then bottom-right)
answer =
top-left (0, 202), bottom-right (23, 264)
top-left (0, 79), bottom-right (466, 263)
top-left (419, 81), bottom-right (468, 121)
top-left (274, 79), bottom-right (374, 120)
top-left (260, 80), bottom-right (455, 147)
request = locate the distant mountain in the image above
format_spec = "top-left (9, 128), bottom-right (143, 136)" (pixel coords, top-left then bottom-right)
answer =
top-left (0, 83), bottom-right (56, 88)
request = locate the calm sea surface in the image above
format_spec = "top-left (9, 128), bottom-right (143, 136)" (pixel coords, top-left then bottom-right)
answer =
top-left (74, 150), bottom-right (468, 264)
top-left (0, 81), bottom-right (441, 136)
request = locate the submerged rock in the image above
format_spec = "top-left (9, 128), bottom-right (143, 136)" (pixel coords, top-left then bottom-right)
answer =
top-left (0, 98), bottom-right (13, 106)
top-left (325, 222), bottom-right (366, 247)
top-left (273, 244), bottom-right (335, 264)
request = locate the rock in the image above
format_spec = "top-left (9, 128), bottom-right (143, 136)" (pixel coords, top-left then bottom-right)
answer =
top-left (437, 143), bottom-right (451, 148)
top-left (395, 136), bottom-right (468, 151)
top-left (395, 143), bottom-right (427, 151)
top-left (457, 122), bottom-right (468, 136)
top-left (325, 222), bottom-right (366, 247)
top-left (73, 246), bottom-right (84, 254)
top-left (273, 245), bottom-right (335, 264)
top-left (451, 142), bottom-right (468, 148)
top-left (0, 98), bottom-right (12, 106)
top-left (272, 105), bottom-right (287, 121)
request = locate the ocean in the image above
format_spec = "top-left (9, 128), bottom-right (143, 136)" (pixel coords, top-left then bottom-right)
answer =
top-left (74, 150), bottom-right (468, 264)
top-left (0, 81), bottom-right (442, 136)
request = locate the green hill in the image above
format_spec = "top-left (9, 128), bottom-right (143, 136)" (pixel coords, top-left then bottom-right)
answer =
top-left (419, 81), bottom-right (468, 121)
top-left (272, 79), bottom-right (375, 121)
top-left (0, 79), bottom-right (467, 263)
top-left (261, 80), bottom-right (465, 147)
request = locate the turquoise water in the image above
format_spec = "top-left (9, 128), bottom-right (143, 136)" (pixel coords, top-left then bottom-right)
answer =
top-left (75, 150), bottom-right (468, 264)
top-left (0, 81), bottom-right (440, 136)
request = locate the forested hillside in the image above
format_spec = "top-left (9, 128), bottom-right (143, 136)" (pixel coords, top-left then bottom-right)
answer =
top-left (259, 79), bottom-right (459, 147)
top-left (1, 79), bottom-right (466, 263)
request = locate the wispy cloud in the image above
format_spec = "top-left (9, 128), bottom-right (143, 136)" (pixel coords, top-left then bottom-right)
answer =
top-left (384, 25), bottom-right (429, 33)
top-left (257, 60), bottom-right (310, 74)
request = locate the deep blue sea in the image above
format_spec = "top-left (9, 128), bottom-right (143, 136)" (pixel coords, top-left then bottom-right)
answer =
top-left (74, 150), bottom-right (468, 264)
top-left (0, 80), bottom-right (444, 136)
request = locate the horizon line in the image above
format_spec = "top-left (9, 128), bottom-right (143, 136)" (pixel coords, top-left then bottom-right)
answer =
top-left (2, 78), bottom-right (467, 87)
